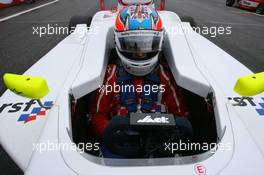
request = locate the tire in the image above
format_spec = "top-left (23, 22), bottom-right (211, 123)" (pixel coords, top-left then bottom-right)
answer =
top-left (256, 3), bottom-right (264, 14)
top-left (226, 0), bottom-right (235, 7)
top-left (68, 16), bottom-right (92, 35)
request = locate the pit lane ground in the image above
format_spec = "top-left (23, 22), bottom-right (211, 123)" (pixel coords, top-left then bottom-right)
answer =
top-left (0, 0), bottom-right (263, 174)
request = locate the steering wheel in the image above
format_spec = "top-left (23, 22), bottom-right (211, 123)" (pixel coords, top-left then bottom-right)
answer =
top-left (103, 116), bottom-right (143, 158)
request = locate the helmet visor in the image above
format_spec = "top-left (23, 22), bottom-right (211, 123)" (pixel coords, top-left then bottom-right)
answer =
top-left (119, 50), bottom-right (159, 61)
top-left (115, 30), bottom-right (163, 59)
top-left (120, 0), bottom-right (153, 5)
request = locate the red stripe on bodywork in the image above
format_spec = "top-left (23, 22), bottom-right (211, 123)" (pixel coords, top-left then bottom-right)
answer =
top-left (239, 4), bottom-right (257, 10)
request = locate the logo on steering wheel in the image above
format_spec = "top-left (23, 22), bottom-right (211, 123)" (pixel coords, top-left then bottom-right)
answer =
top-left (137, 115), bottom-right (169, 123)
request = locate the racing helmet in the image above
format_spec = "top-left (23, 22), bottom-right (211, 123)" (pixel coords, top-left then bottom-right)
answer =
top-left (115, 5), bottom-right (163, 76)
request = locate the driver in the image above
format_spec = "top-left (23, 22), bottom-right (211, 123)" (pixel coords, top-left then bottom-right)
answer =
top-left (89, 4), bottom-right (192, 157)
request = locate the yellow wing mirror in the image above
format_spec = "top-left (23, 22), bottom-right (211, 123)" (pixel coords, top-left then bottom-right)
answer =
top-left (3, 73), bottom-right (51, 109)
top-left (233, 72), bottom-right (264, 105)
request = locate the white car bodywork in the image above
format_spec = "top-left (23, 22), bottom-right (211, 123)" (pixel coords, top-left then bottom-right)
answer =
top-left (0, 8), bottom-right (263, 175)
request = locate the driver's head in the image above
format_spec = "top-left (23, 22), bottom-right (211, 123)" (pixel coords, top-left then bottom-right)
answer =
top-left (115, 5), bottom-right (163, 76)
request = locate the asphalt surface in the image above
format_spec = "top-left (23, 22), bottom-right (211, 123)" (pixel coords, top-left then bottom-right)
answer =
top-left (166, 0), bottom-right (264, 72)
top-left (0, 0), bottom-right (263, 174)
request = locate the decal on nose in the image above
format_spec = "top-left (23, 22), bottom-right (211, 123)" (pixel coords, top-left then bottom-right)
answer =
top-left (255, 98), bottom-right (264, 116)
top-left (17, 101), bottom-right (53, 124)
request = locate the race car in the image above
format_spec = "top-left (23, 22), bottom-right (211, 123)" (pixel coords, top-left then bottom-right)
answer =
top-left (226, 0), bottom-right (264, 14)
top-left (0, 0), bottom-right (264, 174)
top-left (0, 0), bottom-right (35, 9)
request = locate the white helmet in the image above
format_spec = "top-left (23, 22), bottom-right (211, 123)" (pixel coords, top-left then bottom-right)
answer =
top-left (116, 47), bottom-right (159, 76)
top-left (114, 5), bottom-right (164, 76)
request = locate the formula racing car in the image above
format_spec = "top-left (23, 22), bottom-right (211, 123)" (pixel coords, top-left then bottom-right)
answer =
top-left (226, 0), bottom-right (264, 14)
top-left (0, 0), bottom-right (264, 174)
top-left (0, 0), bottom-right (36, 9)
